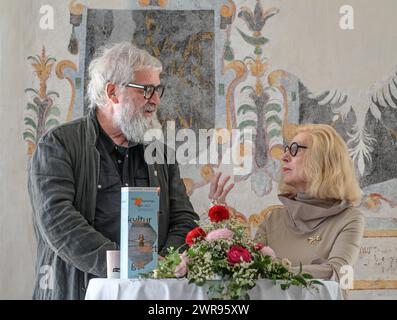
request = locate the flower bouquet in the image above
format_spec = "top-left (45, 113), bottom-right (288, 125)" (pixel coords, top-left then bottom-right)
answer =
top-left (149, 205), bottom-right (322, 300)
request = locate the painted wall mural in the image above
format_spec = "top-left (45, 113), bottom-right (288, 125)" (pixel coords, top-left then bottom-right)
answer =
top-left (23, 0), bottom-right (397, 297)
top-left (23, 47), bottom-right (77, 156)
top-left (24, 47), bottom-right (61, 156)
top-left (222, 2), bottom-right (284, 197)
top-left (68, 1), bottom-right (84, 55)
top-left (84, 8), bottom-right (215, 132)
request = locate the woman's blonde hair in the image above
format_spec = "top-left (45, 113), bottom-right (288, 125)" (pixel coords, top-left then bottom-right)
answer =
top-left (279, 124), bottom-right (362, 205)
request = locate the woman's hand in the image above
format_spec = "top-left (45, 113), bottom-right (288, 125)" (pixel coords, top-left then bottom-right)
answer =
top-left (208, 172), bottom-right (235, 205)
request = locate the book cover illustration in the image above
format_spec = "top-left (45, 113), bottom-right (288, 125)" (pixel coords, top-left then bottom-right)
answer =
top-left (120, 187), bottom-right (159, 279)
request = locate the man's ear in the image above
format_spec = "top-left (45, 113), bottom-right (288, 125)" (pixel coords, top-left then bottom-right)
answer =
top-left (106, 83), bottom-right (119, 104)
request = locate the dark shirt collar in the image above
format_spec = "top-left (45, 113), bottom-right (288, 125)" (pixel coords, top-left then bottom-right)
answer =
top-left (92, 109), bottom-right (139, 153)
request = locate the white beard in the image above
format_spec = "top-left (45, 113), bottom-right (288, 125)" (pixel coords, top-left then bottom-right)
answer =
top-left (112, 100), bottom-right (162, 144)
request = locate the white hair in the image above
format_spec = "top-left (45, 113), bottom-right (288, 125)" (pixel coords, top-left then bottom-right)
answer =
top-left (112, 100), bottom-right (162, 144)
top-left (87, 42), bottom-right (162, 109)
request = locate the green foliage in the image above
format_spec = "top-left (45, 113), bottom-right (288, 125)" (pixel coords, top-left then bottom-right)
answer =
top-left (46, 105), bottom-right (61, 118)
top-left (266, 103), bottom-right (282, 113)
top-left (139, 249), bottom-right (177, 280)
top-left (224, 44), bottom-right (234, 61)
top-left (238, 120), bottom-right (257, 130)
top-left (237, 28), bottom-right (269, 46)
top-left (240, 86), bottom-right (255, 94)
top-left (45, 118), bottom-right (60, 129)
top-left (237, 104), bottom-right (257, 116)
top-left (268, 128), bottom-right (281, 139)
top-left (149, 211), bottom-right (323, 300)
top-left (24, 117), bottom-right (37, 129)
top-left (24, 88), bottom-right (39, 95)
top-left (254, 47), bottom-right (262, 55)
top-left (152, 247), bottom-right (182, 279)
top-left (26, 103), bottom-right (38, 114)
top-left (27, 56), bottom-right (39, 63)
top-left (266, 115), bottom-right (282, 126)
top-left (23, 131), bottom-right (36, 143)
top-left (47, 91), bottom-right (60, 98)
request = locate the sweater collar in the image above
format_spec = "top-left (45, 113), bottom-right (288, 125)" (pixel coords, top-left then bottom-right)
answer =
top-left (278, 193), bottom-right (352, 234)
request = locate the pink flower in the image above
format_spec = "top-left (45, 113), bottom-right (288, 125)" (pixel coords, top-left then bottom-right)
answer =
top-left (205, 228), bottom-right (234, 242)
top-left (259, 246), bottom-right (276, 259)
top-left (180, 251), bottom-right (190, 264)
top-left (174, 262), bottom-right (187, 278)
top-left (227, 245), bottom-right (252, 265)
top-left (174, 251), bottom-right (190, 278)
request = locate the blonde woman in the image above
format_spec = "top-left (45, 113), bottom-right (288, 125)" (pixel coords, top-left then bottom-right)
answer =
top-left (254, 124), bottom-right (364, 281)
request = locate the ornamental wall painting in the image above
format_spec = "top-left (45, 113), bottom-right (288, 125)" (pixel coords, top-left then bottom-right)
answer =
top-left (24, 0), bottom-right (397, 223)
top-left (84, 8), bottom-right (215, 133)
top-left (23, 0), bottom-right (397, 295)
top-left (23, 47), bottom-right (77, 156)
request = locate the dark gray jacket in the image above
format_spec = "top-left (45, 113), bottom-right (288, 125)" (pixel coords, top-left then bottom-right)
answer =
top-left (28, 109), bottom-right (199, 299)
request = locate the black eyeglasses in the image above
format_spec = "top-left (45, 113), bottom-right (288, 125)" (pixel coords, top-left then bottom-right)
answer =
top-left (284, 142), bottom-right (308, 157)
top-left (125, 83), bottom-right (165, 100)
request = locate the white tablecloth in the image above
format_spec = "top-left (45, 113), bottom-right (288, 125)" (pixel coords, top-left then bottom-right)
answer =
top-left (85, 278), bottom-right (343, 300)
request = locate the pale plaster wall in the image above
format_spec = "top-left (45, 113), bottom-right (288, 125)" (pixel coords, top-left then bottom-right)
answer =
top-left (0, 0), bottom-right (396, 299)
top-left (0, 0), bottom-right (38, 299)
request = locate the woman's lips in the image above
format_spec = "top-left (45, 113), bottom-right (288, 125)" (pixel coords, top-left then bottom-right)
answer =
top-left (282, 168), bottom-right (291, 173)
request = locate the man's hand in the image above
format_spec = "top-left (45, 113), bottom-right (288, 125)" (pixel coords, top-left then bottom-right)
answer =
top-left (208, 172), bottom-right (235, 205)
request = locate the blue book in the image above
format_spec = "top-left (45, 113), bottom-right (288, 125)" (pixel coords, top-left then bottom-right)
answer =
top-left (120, 187), bottom-right (159, 279)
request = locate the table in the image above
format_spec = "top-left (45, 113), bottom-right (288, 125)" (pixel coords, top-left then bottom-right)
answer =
top-left (85, 278), bottom-right (343, 300)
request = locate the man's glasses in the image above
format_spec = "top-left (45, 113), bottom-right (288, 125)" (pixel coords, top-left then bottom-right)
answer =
top-left (283, 142), bottom-right (308, 157)
top-left (125, 83), bottom-right (165, 100)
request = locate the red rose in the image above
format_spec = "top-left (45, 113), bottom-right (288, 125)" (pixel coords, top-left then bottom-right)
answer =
top-left (227, 245), bottom-right (252, 265)
top-left (208, 205), bottom-right (230, 223)
top-left (185, 227), bottom-right (206, 247)
top-left (254, 243), bottom-right (264, 251)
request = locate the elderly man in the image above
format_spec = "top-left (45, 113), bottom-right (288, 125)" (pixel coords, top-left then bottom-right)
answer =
top-left (28, 42), bottom-right (233, 299)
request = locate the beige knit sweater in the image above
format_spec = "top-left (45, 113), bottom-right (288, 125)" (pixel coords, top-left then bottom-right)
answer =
top-left (254, 199), bottom-right (365, 281)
